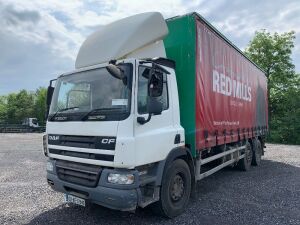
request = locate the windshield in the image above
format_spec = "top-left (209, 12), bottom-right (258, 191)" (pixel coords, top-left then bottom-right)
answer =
top-left (49, 63), bottom-right (132, 121)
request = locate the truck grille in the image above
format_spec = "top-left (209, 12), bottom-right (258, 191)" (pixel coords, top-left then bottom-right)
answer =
top-left (48, 134), bottom-right (116, 150)
top-left (56, 160), bottom-right (102, 187)
top-left (49, 148), bottom-right (114, 162)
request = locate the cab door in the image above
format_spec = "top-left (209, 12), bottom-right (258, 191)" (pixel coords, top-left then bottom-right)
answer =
top-left (134, 63), bottom-right (178, 166)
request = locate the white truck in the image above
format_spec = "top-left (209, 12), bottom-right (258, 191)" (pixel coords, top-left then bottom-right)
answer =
top-left (44, 12), bottom-right (268, 218)
top-left (22, 117), bottom-right (39, 129)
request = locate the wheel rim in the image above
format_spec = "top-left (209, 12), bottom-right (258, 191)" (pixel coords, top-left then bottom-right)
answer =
top-left (170, 174), bottom-right (185, 202)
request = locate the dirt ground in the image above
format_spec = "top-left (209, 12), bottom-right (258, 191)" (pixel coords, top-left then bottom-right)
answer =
top-left (0, 133), bottom-right (299, 225)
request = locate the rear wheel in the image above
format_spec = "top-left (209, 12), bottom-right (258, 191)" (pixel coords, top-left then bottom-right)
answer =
top-left (238, 141), bottom-right (252, 171)
top-left (154, 159), bottom-right (191, 218)
top-left (252, 139), bottom-right (262, 166)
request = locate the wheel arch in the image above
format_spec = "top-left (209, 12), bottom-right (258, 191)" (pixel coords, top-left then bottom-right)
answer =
top-left (156, 147), bottom-right (195, 189)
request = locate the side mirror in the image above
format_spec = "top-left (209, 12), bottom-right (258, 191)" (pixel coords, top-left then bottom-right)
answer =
top-left (106, 64), bottom-right (128, 86)
top-left (106, 64), bottom-right (124, 79)
top-left (148, 97), bottom-right (162, 115)
top-left (46, 85), bottom-right (54, 119)
top-left (148, 70), bottom-right (163, 97)
top-left (137, 98), bottom-right (162, 125)
top-left (46, 86), bottom-right (54, 106)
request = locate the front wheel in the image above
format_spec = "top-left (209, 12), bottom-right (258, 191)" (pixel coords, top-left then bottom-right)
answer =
top-left (154, 159), bottom-right (191, 218)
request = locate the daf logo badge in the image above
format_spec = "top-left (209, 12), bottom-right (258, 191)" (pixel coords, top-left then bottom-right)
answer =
top-left (48, 135), bottom-right (59, 141)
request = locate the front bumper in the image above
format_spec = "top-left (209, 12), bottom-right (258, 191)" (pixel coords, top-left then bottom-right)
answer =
top-left (47, 159), bottom-right (139, 211)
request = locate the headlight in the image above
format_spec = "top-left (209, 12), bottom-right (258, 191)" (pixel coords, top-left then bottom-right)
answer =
top-left (43, 134), bottom-right (48, 156)
top-left (107, 173), bottom-right (135, 185)
top-left (46, 161), bottom-right (53, 172)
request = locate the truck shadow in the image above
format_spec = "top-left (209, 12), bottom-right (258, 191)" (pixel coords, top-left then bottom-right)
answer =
top-left (27, 159), bottom-right (300, 225)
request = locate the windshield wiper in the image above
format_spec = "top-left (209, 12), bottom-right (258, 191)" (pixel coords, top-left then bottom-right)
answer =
top-left (81, 107), bottom-right (124, 121)
top-left (49, 106), bottom-right (79, 121)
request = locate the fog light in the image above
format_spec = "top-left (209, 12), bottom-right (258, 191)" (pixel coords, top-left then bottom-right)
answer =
top-left (43, 134), bottom-right (48, 156)
top-left (107, 173), bottom-right (134, 185)
top-left (47, 161), bottom-right (53, 172)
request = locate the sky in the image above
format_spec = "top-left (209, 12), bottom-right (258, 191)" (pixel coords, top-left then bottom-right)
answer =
top-left (0, 0), bottom-right (299, 94)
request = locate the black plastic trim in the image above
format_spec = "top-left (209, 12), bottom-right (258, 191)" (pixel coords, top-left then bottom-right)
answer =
top-left (49, 149), bottom-right (114, 161)
top-left (174, 134), bottom-right (180, 144)
top-left (56, 160), bottom-right (102, 187)
top-left (140, 58), bottom-right (176, 69)
top-left (152, 58), bottom-right (176, 69)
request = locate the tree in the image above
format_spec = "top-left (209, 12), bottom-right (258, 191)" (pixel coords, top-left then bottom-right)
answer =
top-left (245, 30), bottom-right (296, 89)
top-left (245, 30), bottom-right (300, 144)
top-left (6, 90), bottom-right (35, 124)
top-left (34, 87), bottom-right (47, 125)
top-left (0, 96), bottom-right (7, 123)
top-left (270, 75), bottom-right (300, 144)
top-left (0, 88), bottom-right (48, 125)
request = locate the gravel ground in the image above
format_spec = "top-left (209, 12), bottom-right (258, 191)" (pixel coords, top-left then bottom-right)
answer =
top-left (0, 133), bottom-right (299, 225)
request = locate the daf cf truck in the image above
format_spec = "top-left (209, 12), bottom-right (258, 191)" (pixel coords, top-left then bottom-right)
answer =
top-left (43, 12), bottom-right (268, 218)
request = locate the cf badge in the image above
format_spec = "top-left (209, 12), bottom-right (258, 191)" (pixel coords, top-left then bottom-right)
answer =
top-left (101, 138), bottom-right (115, 144)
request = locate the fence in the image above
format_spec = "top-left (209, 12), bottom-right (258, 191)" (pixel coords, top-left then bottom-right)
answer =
top-left (0, 124), bottom-right (46, 133)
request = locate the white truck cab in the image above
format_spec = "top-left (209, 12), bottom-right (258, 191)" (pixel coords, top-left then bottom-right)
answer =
top-left (45, 57), bottom-right (185, 212)
top-left (44, 12), bottom-right (187, 217)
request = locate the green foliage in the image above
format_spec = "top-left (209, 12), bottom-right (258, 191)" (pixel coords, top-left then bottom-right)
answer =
top-left (0, 88), bottom-right (47, 125)
top-left (245, 30), bottom-right (295, 87)
top-left (34, 87), bottom-right (47, 125)
top-left (269, 75), bottom-right (300, 144)
top-left (6, 90), bottom-right (35, 124)
top-left (0, 96), bottom-right (7, 122)
top-left (245, 30), bottom-right (300, 144)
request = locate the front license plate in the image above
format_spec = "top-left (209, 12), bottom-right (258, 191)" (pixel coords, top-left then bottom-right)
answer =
top-left (64, 194), bottom-right (86, 207)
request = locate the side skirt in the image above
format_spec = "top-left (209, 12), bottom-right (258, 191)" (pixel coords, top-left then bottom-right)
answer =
top-left (195, 145), bottom-right (246, 181)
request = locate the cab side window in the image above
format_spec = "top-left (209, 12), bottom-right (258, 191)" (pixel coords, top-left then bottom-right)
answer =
top-left (138, 66), bottom-right (168, 114)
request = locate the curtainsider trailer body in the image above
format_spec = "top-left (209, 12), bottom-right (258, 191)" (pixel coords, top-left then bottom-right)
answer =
top-left (44, 12), bottom-right (268, 218)
top-left (164, 13), bottom-right (268, 156)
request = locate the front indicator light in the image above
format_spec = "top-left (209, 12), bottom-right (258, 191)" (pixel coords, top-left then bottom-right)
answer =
top-left (43, 134), bottom-right (48, 156)
top-left (107, 173), bottom-right (134, 185)
top-left (46, 161), bottom-right (53, 172)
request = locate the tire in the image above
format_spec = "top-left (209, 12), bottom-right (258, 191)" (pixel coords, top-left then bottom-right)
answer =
top-left (252, 139), bottom-right (262, 166)
top-left (153, 159), bottom-right (191, 218)
top-left (238, 141), bottom-right (253, 171)
top-left (214, 144), bottom-right (226, 166)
